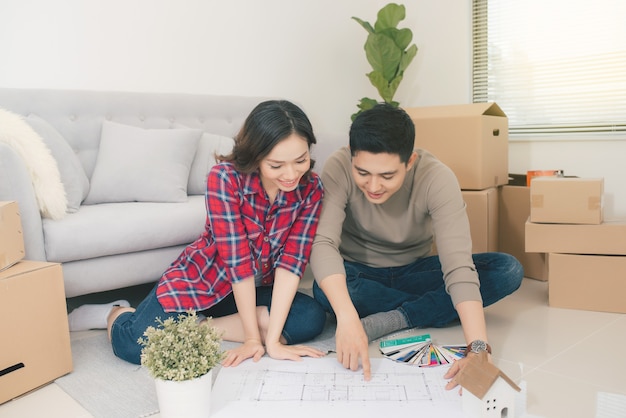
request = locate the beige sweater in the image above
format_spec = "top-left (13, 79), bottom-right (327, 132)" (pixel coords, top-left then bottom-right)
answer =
top-left (310, 147), bottom-right (481, 307)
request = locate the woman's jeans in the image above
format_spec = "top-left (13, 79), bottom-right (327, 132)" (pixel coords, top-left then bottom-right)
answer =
top-left (111, 284), bottom-right (327, 365)
top-left (313, 252), bottom-right (523, 329)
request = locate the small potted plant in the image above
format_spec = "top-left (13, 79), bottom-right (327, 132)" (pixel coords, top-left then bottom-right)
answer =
top-left (138, 310), bottom-right (224, 418)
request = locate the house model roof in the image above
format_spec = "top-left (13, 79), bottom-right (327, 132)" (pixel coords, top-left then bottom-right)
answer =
top-left (453, 351), bottom-right (521, 399)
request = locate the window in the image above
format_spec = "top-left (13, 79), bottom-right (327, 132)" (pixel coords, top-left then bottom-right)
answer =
top-left (472, 0), bottom-right (626, 139)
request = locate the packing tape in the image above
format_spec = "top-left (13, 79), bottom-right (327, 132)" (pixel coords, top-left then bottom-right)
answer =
top-left (530, 194), bottom-right (544, 208)
top-left (589, 196), bottom-right (602, 210)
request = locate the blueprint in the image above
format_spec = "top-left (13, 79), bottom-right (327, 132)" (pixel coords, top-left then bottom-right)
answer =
top-left (211, 356), bottom-right (466, 418)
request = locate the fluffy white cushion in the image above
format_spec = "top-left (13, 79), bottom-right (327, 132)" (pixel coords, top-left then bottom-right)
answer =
top-left (0, 108), bottom-right (67, 219)
top-left (84, 121), bottom-right (201, 204)
top-left (25, 114), bottom-right (90, 213)
top-left (186, 131), bottom-right (234, 195)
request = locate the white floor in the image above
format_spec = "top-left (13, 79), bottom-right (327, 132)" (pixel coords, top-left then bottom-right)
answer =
top-left (1, 278), bottom-right (625, 418)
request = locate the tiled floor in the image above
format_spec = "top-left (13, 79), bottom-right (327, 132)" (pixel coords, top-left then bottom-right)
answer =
top-left (1, 278), bottom-right (625, 417)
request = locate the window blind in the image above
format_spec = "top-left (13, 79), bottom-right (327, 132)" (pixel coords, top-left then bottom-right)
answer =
top-left (472, 0), bottom-right (626, 139)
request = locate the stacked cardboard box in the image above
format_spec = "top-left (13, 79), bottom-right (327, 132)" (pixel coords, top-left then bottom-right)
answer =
top-left (529, 177), bottom-right (603, 225)
top-left (406, 103), bottom-right (507, 254)
top-left (525, 178), bottom-right (626, 314)
top-left (498, 178), bottom-right (548, 281)
top-left (0, 201), bottom-right (73, 405)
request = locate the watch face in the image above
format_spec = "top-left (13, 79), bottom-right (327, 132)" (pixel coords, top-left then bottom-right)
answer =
top-left (471, 340), bottom-right (487, 353)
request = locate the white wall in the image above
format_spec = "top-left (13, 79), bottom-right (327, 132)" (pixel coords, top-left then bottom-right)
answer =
top-left (1, 0), bottom-right (624, 218)
top-left (0, 0), bottom-right (471, 133)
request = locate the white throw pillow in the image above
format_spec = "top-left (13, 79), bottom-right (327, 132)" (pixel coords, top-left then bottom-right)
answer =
top-left (26, 114), bottom-right (90, 212)
top-left (171, 123), bottom-right (235, 195)
top-left (187, 132), bottom-right (234, 195)
top-left (84, 121), bottom-right (201, 204)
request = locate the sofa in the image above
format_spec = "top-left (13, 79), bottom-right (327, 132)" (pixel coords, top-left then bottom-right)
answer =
top-left (0, 88), bottom-right (338, 297)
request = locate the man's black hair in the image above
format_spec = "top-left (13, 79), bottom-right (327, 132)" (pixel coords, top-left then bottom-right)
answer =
top-left (349, 103), bottom-right (415, 164)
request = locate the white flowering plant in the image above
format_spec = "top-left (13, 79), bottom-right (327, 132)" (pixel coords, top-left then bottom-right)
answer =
top-left (138, 310), bottom-right (225, 381)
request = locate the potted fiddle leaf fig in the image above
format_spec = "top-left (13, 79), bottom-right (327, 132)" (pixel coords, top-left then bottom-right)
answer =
top-left (352, 3), bottom-right (418, 120)
top-left (139, 310), bottom-right (224, 418)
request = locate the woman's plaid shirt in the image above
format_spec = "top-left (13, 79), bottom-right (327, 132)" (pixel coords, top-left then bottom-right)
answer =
top-left (156, 162), bottom-right (323, 312)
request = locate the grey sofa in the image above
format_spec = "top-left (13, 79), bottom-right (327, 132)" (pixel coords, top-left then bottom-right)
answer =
top-left (0, 88), bottom-right (338, 297)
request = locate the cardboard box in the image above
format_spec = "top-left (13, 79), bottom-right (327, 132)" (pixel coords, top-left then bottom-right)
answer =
top-left (406, 103), bottom-right (508, 190)
top-left (498, 185), bottom-right (548, 281)
top-left (0, 261), bottom-right (72, 404)
top-left (530, 177), bottom-right (603, 224)
top-left (525, 220), bottom-right (626, 255)
top-left (431, 188), bottom-right (499, 255)
top-left (0, 201), bottom-right (25, 271)
top-left (463, 188), bottom-right (499, 253)
top-left (548, 253), bottom-right (626, 313)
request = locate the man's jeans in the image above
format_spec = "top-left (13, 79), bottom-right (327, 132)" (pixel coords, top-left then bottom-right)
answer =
top-left (313, 252), bottom-right (523, 328)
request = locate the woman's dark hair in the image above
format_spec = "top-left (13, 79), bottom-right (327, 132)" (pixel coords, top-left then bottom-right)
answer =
top-left (218, 100), bottom-right (316, 173)
top-left (349, 103), bottom-right (415, 164)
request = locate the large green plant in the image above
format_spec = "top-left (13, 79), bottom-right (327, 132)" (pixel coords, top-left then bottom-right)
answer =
top-left (352, 3), bottom-right (418, 120)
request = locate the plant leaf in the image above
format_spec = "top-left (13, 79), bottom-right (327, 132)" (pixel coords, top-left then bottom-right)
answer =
top-left (367, 71), bottom-right (391, 103)
top-left (370, 72), bottom-right (403, 104)
top-left (351, 97), bottom-right (379, 121)
top-left (374, 3), bottom-right (406, 31)
top-left (387, 75), bottom-right (403, 102)
top-left (379, 27), bottom-right (413, 51)
top-left (399, 44), bottom-right (418, 73)
top-left (365, 34), bottom-right (401, 81)
top-left (358, 97), bottom-right (379, 111)
top-left (352, 16), bottom-right (374, 34)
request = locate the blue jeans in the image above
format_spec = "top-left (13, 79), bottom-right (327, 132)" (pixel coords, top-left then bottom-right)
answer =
top-left (313, 252), bottom-right (523, 328)
top-left (111, 284), bottom-right (327, 364)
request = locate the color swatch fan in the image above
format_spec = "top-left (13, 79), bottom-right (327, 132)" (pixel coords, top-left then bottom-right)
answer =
top-left (379, 333), bottom-right (466, 367)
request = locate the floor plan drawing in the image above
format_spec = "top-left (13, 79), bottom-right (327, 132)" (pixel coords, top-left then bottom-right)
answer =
top-left (211, 357), bottom-right (466, 418)
top-left (255, 368), bottom-right (432, 402)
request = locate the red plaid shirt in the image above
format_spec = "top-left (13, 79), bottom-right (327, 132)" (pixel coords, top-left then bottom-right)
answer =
top-left (156, 162), bottom-right (323, 312)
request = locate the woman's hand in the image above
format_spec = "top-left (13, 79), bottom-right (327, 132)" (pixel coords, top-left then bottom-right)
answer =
top-left (265, 341), bottom-right (325, 362)
top-left (222, 339), bottom-right (265, 367)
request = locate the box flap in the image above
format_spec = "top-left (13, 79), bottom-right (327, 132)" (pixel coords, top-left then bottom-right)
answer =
top-left (0, 260), bottom-right (59, 280)
top-left (405, 102), bottom-right (506, 119)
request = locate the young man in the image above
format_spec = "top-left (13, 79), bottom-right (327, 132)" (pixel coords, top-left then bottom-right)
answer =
top-left (309, 103), bottom-right (523, 385)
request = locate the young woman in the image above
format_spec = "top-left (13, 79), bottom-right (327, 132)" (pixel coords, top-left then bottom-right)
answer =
top-left (69, 100), bottom-right (327, 366)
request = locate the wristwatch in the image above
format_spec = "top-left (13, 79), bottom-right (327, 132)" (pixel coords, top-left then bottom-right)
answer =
top-left (465, 340), bottom-right (492, 356)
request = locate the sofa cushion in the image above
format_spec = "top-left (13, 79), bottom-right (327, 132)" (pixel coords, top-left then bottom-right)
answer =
top-left (42, 196), bottom-right (206, 262)
top-left (61, 245), bottom-right (191, 298)
top-left (84, 121), bottom-right (201, 204)
top-left (25, 114), bottom-right (90, 213)
top-left (187, 131), bottom-right (234, 195)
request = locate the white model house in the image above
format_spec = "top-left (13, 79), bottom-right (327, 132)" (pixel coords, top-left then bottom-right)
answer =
top-left (453, 352), bottom-right (521, 418)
